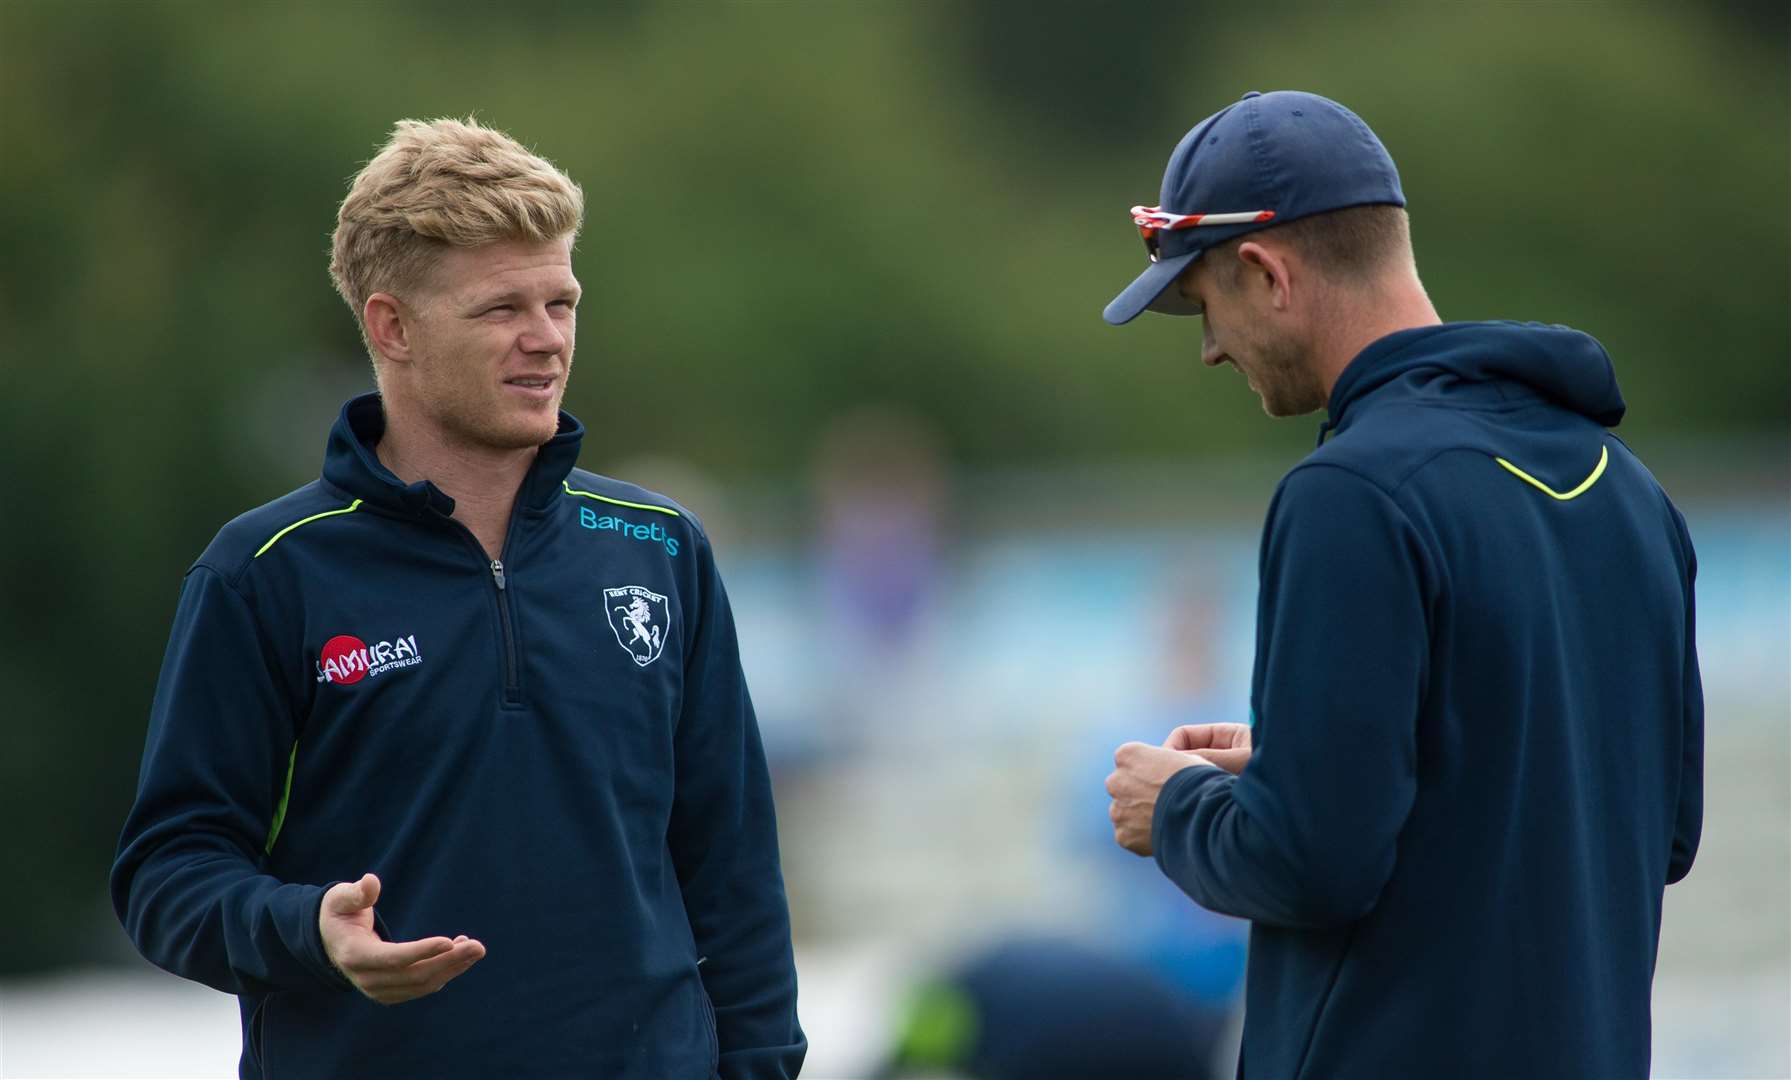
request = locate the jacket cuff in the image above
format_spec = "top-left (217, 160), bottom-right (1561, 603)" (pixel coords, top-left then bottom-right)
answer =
top-left (1151, 762), bottom-right (1229, 872)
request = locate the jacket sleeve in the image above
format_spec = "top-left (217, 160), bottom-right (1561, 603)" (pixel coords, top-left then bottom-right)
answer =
top-left (1666, 513), bottom-right (1703, 884)
top-left (110, 564), bottom-right (350, 995)
top-left (1152, 465), bottom-right (1428, 928)
top-left (668, 536), bottom-right (806, 1078)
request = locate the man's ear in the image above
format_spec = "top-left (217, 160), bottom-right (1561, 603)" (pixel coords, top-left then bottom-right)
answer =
top-left (1235, 241), bottom-right (1292, 312)
top-left (363, 292), bottom-right (414, 366)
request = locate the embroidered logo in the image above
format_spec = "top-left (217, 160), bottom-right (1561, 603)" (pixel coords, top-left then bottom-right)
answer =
top-left (316, 633), bottom-right (422, 685)
top-left (605, 586), bottom-right (670, 667)
top-left (578, 506), bottom-right (680, 557)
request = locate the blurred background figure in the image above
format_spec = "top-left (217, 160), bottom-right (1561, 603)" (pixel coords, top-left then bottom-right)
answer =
top-left (877, 937), bottom-right (1225, 1080)
top-left (0, 3), bottom-right (1785, 1077)
top-left (811, 404), bottom-right (950, 754)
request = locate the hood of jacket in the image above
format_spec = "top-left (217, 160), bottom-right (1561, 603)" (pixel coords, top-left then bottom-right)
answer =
top-left (1324, 321), bottom-right (1625, 441)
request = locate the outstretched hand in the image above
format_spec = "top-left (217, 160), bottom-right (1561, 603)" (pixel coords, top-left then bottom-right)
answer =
top-left (319, 873), bottom-right (486, 1005)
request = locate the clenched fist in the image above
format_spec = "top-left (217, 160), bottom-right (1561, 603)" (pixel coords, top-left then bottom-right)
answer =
top-left (1106, 742), bottom-right (1217, 857)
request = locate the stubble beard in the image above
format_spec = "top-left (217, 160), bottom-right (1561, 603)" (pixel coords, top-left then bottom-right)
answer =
top-left (468, 388), bottom-right (565, 451)
top-left (424, 366), bottom-right (570, 454)
top-left (1246, 333), bottom-right (1326, 418)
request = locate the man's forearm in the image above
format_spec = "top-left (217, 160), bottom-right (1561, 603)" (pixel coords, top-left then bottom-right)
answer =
top-left (112, 835), bottom-right (349, 996)
top-left (1152, 766), bottom-right (1400, 930)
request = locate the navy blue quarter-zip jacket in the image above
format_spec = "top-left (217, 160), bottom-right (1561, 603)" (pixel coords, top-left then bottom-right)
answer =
top-left (112, 394), bottom-right (806, 1079)
top-left (1151, 322), bottom-right (1702, 1079)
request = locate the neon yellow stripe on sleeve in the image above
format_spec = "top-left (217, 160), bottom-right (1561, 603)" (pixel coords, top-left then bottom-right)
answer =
top-left (562, 481), bottom-right (682, 518)
top-left (253, 500), bottom-right (362, 558)
top-left (265, 741), bottom-right (297, 854)
top-left (1493, 445), bottom-right (1608, 501)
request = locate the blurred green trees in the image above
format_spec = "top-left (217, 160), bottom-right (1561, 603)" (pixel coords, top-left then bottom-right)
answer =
top-left (0, 1), bottom-right (1784, 972)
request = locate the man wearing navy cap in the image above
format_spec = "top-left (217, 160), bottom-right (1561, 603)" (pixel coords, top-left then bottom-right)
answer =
top-left (1103, 91), bottom-right (1703, 1078)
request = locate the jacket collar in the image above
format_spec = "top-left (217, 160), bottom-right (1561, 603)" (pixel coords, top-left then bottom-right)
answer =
top-left (1321, 324), bottom-right (1455, 441)
top-left (1318, 321), bottom-right (1623, 446)
top-left (321, 393), bottom-right (586, 517)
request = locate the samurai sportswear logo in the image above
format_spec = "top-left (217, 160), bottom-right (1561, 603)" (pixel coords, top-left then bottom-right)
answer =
top-left (316, 633), bottom-right (422, 685)
top-left (606, 586), bottom-right (670, 667)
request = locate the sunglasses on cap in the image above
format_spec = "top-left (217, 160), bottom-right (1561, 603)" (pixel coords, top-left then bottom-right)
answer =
top-left (1131, 205), bottom-right (1276, 262)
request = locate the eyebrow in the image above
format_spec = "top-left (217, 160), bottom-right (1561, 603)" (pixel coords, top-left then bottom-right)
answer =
top-left (471, 286), bottom-right (582, 308)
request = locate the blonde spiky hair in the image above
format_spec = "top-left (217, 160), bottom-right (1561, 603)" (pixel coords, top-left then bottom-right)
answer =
top-left (329, 117), bottom-right (584, 356)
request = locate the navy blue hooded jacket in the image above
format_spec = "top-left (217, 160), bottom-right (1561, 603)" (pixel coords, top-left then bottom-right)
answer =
top-left (112, 394), bottom-right (805, 1079)
top-left (1151, 322), bottom-right (1702, 1079)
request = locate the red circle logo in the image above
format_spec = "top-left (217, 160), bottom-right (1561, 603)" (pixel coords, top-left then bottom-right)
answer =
top-left (319, 635), bottom-right (369, 685)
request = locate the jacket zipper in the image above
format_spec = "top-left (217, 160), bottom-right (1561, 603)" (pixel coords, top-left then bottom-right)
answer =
top-left (441, 509), bottom-right (526, 707)
top-left (489, 557), bottom-right (522, 704)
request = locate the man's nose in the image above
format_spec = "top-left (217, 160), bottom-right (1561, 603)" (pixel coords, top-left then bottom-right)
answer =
top-left (1201, 322), bottom-right (1223, 366)
top-left (518, 308), bottom-right (569, 355)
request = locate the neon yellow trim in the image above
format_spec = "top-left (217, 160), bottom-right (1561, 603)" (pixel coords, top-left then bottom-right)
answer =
top-left (562, 481), bottom-right (682, 518)
top-left (254, 500), bottom-right (363, 558)
top-left (265, 742), bottom-right (297, 854)
top-left (1493, 445), bottom-right (1608, 501)
top-left (894, 982), bottom-right (979, 1068)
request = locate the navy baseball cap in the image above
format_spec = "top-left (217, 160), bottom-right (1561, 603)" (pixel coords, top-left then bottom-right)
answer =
top-left (1103, 90), bottom-right (1405, 326)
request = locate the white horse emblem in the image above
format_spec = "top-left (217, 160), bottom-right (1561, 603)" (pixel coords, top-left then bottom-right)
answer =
top-left (604, 585), bottom-right (670, 667)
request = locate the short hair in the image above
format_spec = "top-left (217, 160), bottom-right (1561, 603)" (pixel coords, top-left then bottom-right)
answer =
top-left (329, 117), bottom-right (584, 350)
top-left (1208, 204), bottom-right (1411, 291)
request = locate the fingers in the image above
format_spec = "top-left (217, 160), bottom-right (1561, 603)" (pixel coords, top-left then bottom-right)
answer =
top-left (354, 938), bottom-right (487, 1004)
top-left (350, 935), bottom-right (457, 972)
top-left (1192, 746), bottom-right (1253, 775)
top-left (1108, 795), bottom-right (1153, 857)
top-left (1106, 759), bottom-right (1154, 857)
top-left (1163, 723), bottom-right (1250, 752)
top-left (343, 937), bottom-right (487, 1005)
top-left (422, 938), bottom-right (485, 970)
top-left (1107, 743), bottom-right (1177, 795)
top-left (1112, 741), bottom-right (1150, 768)
top-left (323, 873), bottom-right (381, 915)
top-left (1163, 725), bottom-right (1204, 751)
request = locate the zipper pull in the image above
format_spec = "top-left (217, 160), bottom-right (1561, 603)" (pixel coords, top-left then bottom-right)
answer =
top-left (490, 559), bottom-right (506, 590)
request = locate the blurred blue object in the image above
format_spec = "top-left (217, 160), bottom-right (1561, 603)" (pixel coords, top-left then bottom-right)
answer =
top-left (1078, 698), bottom-right (1249, 1006)
top-left (885, 937), bottom-right (1227, 1080)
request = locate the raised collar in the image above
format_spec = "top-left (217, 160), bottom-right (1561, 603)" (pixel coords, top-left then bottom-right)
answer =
top-left (1321, 324), bottom-right (1455, 442)
top-left (320, 393), bottom-right (586, 517)
top-left (1316, 321), bottom-right (1622, 447)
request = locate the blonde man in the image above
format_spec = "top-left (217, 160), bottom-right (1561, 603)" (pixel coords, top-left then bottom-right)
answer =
top-left (113, 118), bottom-right (806, 1079)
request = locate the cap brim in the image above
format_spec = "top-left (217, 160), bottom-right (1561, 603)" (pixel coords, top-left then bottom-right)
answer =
top-left (1102, 250), bottom-right (1202, 326)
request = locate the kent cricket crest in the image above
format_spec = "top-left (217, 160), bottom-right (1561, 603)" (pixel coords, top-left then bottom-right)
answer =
top-left (605, 585), bottom-right (670, 667)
